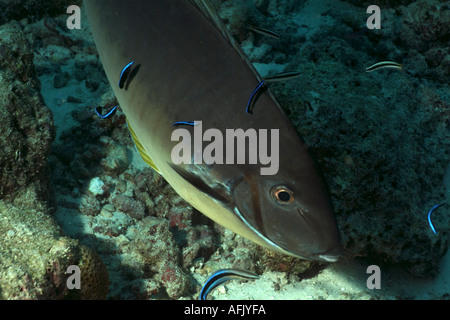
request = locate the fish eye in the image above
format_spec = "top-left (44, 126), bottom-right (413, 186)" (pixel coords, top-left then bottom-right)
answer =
top-left (271, 186), bottom-right (294, 205)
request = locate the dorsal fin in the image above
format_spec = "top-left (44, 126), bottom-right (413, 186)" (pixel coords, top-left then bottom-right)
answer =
top-left (187, 0), bottom-right (262, 81)
top-left (188, 0), bottom-right (230, 41)
top-left (126, 119), bottom-right (161, 174)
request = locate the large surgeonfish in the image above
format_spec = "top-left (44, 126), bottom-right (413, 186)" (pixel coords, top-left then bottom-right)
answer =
top-left (85, 0), bottom-right (342, 262)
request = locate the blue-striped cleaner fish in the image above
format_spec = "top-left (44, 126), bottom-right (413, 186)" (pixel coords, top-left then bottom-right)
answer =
top-left (199, 269), bottom-right (259, 300)
top-left (85, 0), bottom-right (342, 262)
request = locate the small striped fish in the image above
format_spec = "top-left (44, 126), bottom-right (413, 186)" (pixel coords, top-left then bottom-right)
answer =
top-left (249, 25), bottom-right (280, 39)
top-left (199, 269), bottom-right (259, 300)
top-left (365, 61), bottom-right (402, 72)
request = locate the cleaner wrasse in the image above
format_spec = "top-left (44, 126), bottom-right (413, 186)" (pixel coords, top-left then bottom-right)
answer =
top-left (85, 0), bottom-right (342, 262)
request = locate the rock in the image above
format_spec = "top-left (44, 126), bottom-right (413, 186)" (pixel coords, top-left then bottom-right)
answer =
top-left (88, 177), bottom-right (105, 197)
top-left (0, 201), bottom-right (109, 299)
top-left (45, 44), bottom-right (73, 63)
top-left (111, 194), bottom-right (146, 220)
top-left (53, 73), bottom-right (68, 88)
top-left (79, 195), bottom-right (101, 216)
top-left (133, 217), bottom-right (190, 298)
top-left (99, 139), bottom-right (130, 175)
top-left (0, 22), bottom-right (53, 202)
top-left (100, 204), bottom-right (115, 218)
top-left (85, 78), bottom-right (100, 92)
top-left (67, 95), bottom-right (82, 104)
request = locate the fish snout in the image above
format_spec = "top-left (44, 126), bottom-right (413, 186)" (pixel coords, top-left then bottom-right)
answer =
top-left (294, 207), bottom-right (342, 262)
top-left (296, 237), bottom-right (342, 262)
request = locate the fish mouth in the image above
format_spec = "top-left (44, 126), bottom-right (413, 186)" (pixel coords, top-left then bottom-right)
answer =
top-left (318, 254), bottom-right (340, 262)
top-left (316, 246), bottom-right (343, 262)
top-left (233, 206), bottom-right (342, 262)
top-left (296, 208), bottom-right (343, 262)
top-left (294, 246), bottom-right (342, 262)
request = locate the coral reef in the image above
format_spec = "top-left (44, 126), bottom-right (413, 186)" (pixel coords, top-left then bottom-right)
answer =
top-left (0, 0), bottom-right (448, 300)
top-left (132, 217), bottom-right (190, 298)
top-left (50, 120), bottom-right (219, 298)
top-left (398, 0), bottom-right (450, 84)
top-left (0, 201), bottom-right (108, 299)
top-left (73, 245), bottom-right (109, 299)
top-left (0, 22), bottom-right (53, 203)
top-left (0, 19), bottom-right (108, 299)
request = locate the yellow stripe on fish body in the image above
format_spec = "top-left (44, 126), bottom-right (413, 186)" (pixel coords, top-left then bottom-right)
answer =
top-left (126, 119), bottom-right (160, 174)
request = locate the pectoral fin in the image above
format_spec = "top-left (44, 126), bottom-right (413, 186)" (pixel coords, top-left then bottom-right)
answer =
top-left (168, 163), bottom-right (237, 207)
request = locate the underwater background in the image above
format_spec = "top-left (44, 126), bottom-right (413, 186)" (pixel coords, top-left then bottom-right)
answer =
top-left (0, 0), bottom-right (449, 299)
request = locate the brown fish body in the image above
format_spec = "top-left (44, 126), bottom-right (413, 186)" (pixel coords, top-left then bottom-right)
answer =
top-left (85, 0), bottom-right (342, 261)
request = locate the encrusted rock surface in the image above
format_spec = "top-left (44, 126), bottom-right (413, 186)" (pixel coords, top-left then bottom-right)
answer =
top-left (0, 22), bottom-right (53, 203)
top-left (0, 19), bottom-right (108, 299)
top-left (0, 201), bottom-right (108, 299)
